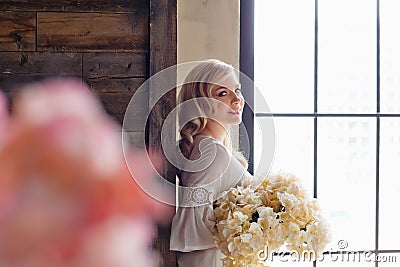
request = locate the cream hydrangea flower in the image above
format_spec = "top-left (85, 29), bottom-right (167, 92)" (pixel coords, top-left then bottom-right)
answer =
top-left (213, 171), bottom-right (331, 267)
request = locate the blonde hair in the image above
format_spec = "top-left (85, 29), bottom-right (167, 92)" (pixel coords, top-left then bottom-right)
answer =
top-left (178, 59), bottom-right (248, 168)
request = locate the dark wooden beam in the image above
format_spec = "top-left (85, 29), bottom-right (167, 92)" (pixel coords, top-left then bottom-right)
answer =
top-left (149, 0), bottom-right (177, 266)
top-left (148, 0), bottom-right (177, 182)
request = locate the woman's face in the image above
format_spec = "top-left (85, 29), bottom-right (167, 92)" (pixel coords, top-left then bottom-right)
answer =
top-left (210, 73), bottom-right (244, 127)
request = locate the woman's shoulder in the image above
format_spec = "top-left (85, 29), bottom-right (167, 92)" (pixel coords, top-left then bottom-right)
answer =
top-left (193, 135), bottom-right (228, 151)
top-left (181, 135), bottom-right (248, 198)
top-left (191, 135), bottom-right (230, 160)
top-left (193, 134), bottom-right (223, 145)
top-left (179, 135), bottom-right (231, 181)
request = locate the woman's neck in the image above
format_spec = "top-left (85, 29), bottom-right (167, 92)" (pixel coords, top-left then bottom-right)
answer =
top-left (198, 120), bottom-right (228, 143)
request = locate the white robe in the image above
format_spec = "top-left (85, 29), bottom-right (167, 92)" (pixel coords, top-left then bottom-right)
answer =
top-left (170, 135), bottom-right (252, 267)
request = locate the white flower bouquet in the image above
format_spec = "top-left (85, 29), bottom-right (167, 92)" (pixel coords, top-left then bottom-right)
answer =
top-left (213, 171), bottom-right (331, 267)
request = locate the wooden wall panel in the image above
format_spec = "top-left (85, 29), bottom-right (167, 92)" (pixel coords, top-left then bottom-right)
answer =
top-left (83, 53), bottom-right (147, 125)
top-left (0, 52), bottom-right (82, 93)
top-left (87, 79), bottom-right (148, 125)
top-left (83, 53), bottom-right (147, 78)
top-left (37, 12), bottom-right (148, 52)
top-left (97, 91), bottom-right (148, 123)
top-left (86, 77), bottom-right (148, 124)
top-left (86, 77), bottom-right (147, 94)
top-left (0, 11), bottom-right (36, 51)
top-left (0, 0), bottom-right (148, 13)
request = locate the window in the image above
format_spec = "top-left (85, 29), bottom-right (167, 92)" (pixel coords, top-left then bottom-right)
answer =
top-left (241, 0), bottom-right (400, 265)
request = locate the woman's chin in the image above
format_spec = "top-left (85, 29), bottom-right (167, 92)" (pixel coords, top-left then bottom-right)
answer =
top-left (229, 118), bottom-right (242, 126)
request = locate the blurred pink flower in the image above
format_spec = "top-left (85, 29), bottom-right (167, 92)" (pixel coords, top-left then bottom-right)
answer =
top-left (0, 91), bottom-right (10, 150)
top-left (4, 78), bottom-right (122, 178)
top-left (0, 78), bottom-right (172, 267)
top-left (71, 216), bottom-right (159, 267)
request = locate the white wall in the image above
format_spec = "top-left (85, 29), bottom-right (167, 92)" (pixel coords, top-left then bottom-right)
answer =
top-left (178, 0), bottom-right (240, 69)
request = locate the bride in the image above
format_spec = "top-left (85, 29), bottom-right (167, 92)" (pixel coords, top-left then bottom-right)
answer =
top-left (170, 59), bottom-right (253, 267)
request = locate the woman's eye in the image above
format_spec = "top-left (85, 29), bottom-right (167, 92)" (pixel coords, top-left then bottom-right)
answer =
top-left (235, 89), bottom-right (242, 95)
top-left (218, 91), bottom-right (227, 97)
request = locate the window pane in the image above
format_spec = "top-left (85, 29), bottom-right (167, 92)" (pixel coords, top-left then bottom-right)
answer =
top-left (318, 118), bottom-right (376, 251)
top-left (379, 118), bottom-right (400, 249)
top-left (380, 0), bottom-right (400, 113)
top-left (255, 117), bottom-right (314, 192)
top-left (254, 0), bottom-right (314, 113)
top-left (318, 0), bottom-right (376, 113)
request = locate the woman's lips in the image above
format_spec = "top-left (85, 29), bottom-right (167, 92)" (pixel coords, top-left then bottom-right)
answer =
top-left (228, 110), bottom-right (242, 115)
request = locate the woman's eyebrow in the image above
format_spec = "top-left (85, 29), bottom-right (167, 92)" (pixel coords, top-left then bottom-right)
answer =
top-left (214, 84), bottom-right (241, 91)
top-left (213, 86), bottom-right (226, 91)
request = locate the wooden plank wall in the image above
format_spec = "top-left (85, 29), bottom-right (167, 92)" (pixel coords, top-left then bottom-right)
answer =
top-left (0, 1), bottom-right (177, 266)
top-left (0, 0), bottom-right (149, 135)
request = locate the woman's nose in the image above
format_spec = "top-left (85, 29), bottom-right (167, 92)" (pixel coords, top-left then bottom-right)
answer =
top-left (232, 93), bottom-right (242, 104)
